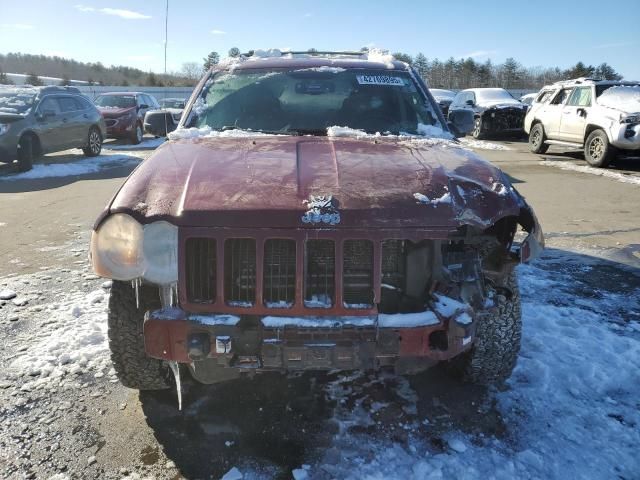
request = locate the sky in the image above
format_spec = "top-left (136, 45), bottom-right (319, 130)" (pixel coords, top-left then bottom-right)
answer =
top-left (1, 0), bottom-right (639, 79)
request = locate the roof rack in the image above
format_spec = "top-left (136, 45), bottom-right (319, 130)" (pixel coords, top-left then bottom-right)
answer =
top-left (241, 50), bottom-right (372, 58)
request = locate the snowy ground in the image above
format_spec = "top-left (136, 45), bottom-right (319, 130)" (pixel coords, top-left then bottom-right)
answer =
top-left (540, 159), bottom-right (640, 186)
top-left (103, 138), bottom-right (166, 151)
top-left (458, 138), bottom-right (511, 151)
top-left (0, 244), bottom-right (638, 480)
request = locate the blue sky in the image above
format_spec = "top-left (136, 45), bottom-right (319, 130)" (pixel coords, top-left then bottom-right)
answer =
top-left (1, 0), bottom-right (639, 79)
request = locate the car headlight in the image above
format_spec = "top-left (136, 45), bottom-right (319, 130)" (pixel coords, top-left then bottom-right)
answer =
top-left (91, 214), bottom-right (179, 284)
top-left (0, 123), bottom-right (9, 136)
top-left (91, 214), bottom-right (144, 280)
top-left (142, 221), bottom-right (178, 284)
top-left (621, 114), bottom-right (640, 124)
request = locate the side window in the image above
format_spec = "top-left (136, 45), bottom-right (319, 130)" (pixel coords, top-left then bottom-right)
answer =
top-left (468, 92), bottom-right (476, 105)
top-left (536, 90), bottom-right (553, 103)
top-left (148, 95), bottom-right (160, 108)
top-left (567, 87), bottom-right (592, 107)
top-left (77, 96), bottom-right (92, 110)
top-left (59, 96), bottom-right (80, 112)
top-left (550, 88), bottom-right (572, 105)
top-left (38, 97), bottom-right (61, 114)
top-left (136, 95), bottom-right (144, 107)
top-left (452, 92), bottom-right (464, 107)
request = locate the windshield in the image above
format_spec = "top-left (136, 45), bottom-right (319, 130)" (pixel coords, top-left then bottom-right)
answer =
top-left (161, 98), bottom-right (185, 108)
top-left (431, 89), bottom-right (455, 100)
top-left (95, 95), bottom-right (136, 108)
top-left (475, 89), bottom-right (517, 103)
top-left (0, 90), bottom-right (37, 114)
top-left (189, 68), bottom-right (441, 135)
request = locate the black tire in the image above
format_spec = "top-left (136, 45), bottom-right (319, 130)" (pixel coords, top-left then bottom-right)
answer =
top-left (471, 117), bottom-right (485, 139)
top-left (584, 129), bottom-right (615, 168)
top-left (528, 123), bottom-right (549, 154)
top-left (447, 270), bottom-right (522, 385)
top-left (130, 122), bottom-right (143, 145)
top-left (17, 134), bottom-right (35, 172)
top-left (108, 280), bottom-right (170, 390)
top-left (82, 127), bottom-right (102, 157)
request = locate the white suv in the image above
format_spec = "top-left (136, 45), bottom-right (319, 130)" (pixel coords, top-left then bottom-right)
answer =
top-left (524, 78), bottom-right (640, 167)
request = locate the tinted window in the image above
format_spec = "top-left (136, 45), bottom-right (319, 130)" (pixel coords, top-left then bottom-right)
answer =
top-left (59, 97), bottom-right (81, 112)
top-left (146, 94), bottom-right (160, 108)
top-left (567, 87), bottom-right (592, 107)
top-left (550, 88), bottom-right (572, 105)
top-left (95, 95), bottom-right (136, 108)
top-left (39, 97), bottom-right (61, 114)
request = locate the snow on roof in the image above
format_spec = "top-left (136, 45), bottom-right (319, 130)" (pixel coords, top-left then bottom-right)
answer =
top-left (597, 85), bottom-right (640, 113)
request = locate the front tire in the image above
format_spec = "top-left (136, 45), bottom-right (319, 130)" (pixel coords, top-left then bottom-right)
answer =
top-left (528, 123), bottom-right (549, 154)
top-left (447, 270), bottom-right (522, 385)
top-left (17, 134), bottom-right (35, 172)
top-left (108, 280), bottom-right (170, 390)
top-left (82, 127), bottom-right (102, 157)
top-left (584, 129), bottom-right (615, 168)
top-left (130, 123), bottom-right (143, 145)
top-left (472, 117), bottom-right (485, 139)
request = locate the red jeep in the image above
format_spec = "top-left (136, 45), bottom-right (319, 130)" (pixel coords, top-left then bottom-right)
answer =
top-left (91, 51), bottom-right (543, 393)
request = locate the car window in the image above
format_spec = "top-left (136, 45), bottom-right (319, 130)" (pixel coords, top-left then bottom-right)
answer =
top-left (452, 92), bottom-right (464, 107)
top-left (191, 68), bottom-right (441, 135)
top-left (147, 95), bottom-right (159, 108)
top-left (550, 88), bottom-right (572, 105)
top-left (78, 96), bottom-right (93, 110)
top-left (536, 90), bottom-right (553, 103)
top-left (567, 87), bottom-right (592, 107)
top-left (38, 96), bottom-right (62, 114)
top-left (59, 96), bottom-right (82, 112)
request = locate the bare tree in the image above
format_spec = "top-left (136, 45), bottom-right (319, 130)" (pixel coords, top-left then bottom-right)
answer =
top-left (181, 62), bottom-right (202, 82)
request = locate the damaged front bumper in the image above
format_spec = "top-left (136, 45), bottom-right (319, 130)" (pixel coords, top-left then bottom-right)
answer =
top-left (143, 301), bottom-right (483, 378)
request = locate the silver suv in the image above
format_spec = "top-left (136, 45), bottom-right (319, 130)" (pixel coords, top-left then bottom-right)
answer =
top-left (524, 78), bottom-right (640, 167)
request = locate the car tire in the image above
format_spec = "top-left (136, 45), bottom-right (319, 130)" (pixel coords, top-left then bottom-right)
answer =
top-left (130, 122), bottom-right (143, 145)
top-left (82, 127), bottom-right (102, 157)
top-left (471, 117), bottom-right (485, 139)
top-left (584, 129), bottom-right (615, 168)
top-left (108, 280), bottom-right (170, 390)
top-left (447, 269), bottom-right (522, 385)
top-left (528, 123), bottom-right (549, 154)
top-left (17, 134), bottom-right (36, 172)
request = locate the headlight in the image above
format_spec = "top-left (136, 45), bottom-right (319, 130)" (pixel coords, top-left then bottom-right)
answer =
top-left (142, 221), bottom-right (178, 284)
top-left (91, 214), bottom-right (144, 280)
top-left (0, 123), bottom-right (9, 136)
top-left (91, 214), bottom-right (179, 284)
top-left (621, 114), bottom-right (640, 124)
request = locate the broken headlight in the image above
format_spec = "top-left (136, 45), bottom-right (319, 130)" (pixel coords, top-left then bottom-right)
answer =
top-left (91, 214), bottom-right (178, 284)
top-left (621, 114), bottom-right (640, 124)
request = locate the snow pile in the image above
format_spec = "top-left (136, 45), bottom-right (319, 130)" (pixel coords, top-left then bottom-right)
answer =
top-left (416, 123), bottom-right (454, 139)
top-left (378, 310), bottom-right (439, 328)
top-left (597, 85), bottom-right (640, 113)
top-left (0, 154), bottom-right (140, 180)
top-left (327, 124), bottom-right (454, 142)
top-left (458, 137), bottom-right (511, 150)
top-left (365, 48), bottom-right (396, 68)
top-left (294, 66), bottom-right (346, 74)
top-left (540, 160), bottom-right (640, 186)
top-left (413, 189), bottom-right (452, 206)
top-left (167, 126), bottom-right (278, 141)
top-left (8, 286), bottom-right (112, 391)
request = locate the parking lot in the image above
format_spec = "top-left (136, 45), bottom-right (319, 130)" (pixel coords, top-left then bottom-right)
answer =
top-left (1, 134), bottom-right (638, 479)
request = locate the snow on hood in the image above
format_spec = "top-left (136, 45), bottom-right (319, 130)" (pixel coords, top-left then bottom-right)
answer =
top-left (597, 85), bottom-right (640, 113)
top-left (167, 126), bottom-right (279, 140)
top-left (478, 99), bottom-right (524, 108)
top-left (326, 124), bottom-right (454, 141)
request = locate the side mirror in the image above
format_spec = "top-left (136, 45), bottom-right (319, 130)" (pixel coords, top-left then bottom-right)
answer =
top-left (465, 99), bottom-right (475, 107)
top-left (143, 110), bottom-right (176, 137)
top-left (447, 109), bottom-right (474, 138)
top-left (138, 104), bottom-right (150, 110)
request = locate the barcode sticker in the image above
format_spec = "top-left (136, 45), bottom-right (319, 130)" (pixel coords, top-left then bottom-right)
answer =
top-left (356, 75), bottom-right (404, 86)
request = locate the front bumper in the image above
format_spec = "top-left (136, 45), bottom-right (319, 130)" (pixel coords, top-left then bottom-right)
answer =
top-left (103, 117), bottom-right (135, 138)
top-left (481, 109), bottom-right (526, 134)
top-left (609, 122), bottom-right (640, 151)
top-left (143, 305), bottom-right (479, 373)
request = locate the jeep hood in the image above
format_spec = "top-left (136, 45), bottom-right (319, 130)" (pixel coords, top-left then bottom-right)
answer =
top-left (106, 136), bottom-right (525, 230)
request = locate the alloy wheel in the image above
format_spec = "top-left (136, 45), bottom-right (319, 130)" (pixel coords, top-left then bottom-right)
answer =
top-left (89, 130), bottom-right (101, 155)
top-left (589, 137), bottom-right (604, 161)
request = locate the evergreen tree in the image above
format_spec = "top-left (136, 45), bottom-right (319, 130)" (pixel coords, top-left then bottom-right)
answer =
top-left (594, 62), bottom-right (622, 81)
top-left (0, 67), bottom-right (14, 85)
top-left (59, 74), bottom-right (71, 86)
top-left (228, 47), bottom-right (241, 58)
top-left (392, 52), bottom-right (413, 64)
top-left (564, 61), bottom-right (595, 79)
top-left (413, 53), bottom-right (429, 79)
top-left (146, 72), bottom-right (157, 86)
top-left (26, 72), bottom-right (43, 86)
top-left (203, 51), bottom-right (220, 71)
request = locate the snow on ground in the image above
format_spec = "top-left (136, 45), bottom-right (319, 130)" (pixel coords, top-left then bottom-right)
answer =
top-left (458, 137), bottom-right (511, 150)
top-left (0, 154), bottom-right (141, 180)
top-left (2, 249), bottom-right (638, 479)
top-left (540, 160), bottom-right (640, 186)
top-left (103, 137), bottom-right (166, 150)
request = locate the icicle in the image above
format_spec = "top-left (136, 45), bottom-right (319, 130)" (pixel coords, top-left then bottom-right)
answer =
top-left (133, 278), bottom-right (140, 309)
top-left (168, 361), bottom-right (182, 410)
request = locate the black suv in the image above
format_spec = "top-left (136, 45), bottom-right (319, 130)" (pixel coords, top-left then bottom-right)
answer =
top-left (0, 85), bottom-right (106, 172)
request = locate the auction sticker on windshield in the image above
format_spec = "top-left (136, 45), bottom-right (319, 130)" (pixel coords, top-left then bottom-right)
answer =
top-left (356, 75), bottom-right (405, 86)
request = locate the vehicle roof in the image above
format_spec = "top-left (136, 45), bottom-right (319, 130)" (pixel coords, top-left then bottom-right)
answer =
top-left (430, 88), bottom-right (455, 93)
top-left (98, 91), bottom-right (144, 96)
top-left (550, 77), bottom-right (640, 88)
top-left (214, 50), bottom-right (410, 72)
top-left (461, 87), bottom-right (509, 93)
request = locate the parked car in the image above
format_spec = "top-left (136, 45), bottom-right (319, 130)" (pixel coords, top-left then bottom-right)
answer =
top-left (144, 98), bottom-right (186, 137)
top-left (91, 51), bottom-right (543, 399)
top-left (430, 88), bottom-right (456, 117)
top-left (448, 88), bottom-right (528, 139)
top-left (0, 85), bottom-right (105, 172)
top-left (94, 92), bottom-right (159, 144)
top-left (525, 78), bottom-right (640, 167)
top-left (520, 92), bottom-right (537, 110)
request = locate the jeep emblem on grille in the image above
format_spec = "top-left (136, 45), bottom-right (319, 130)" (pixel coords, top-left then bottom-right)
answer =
top-left (301, 195), bottom-right (341, 225)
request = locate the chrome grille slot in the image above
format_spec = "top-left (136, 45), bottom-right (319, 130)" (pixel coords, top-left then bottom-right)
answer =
top-left (224, 238), bottom-right (256, 306)
top-left (263, 239), bottom-right (296, 307)
top-left (185, 238), bottom-right (216, 303)
top-left (304, 240), bottom-right (335, 308)
top-left (343, 240), bottom-right (374, 308)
